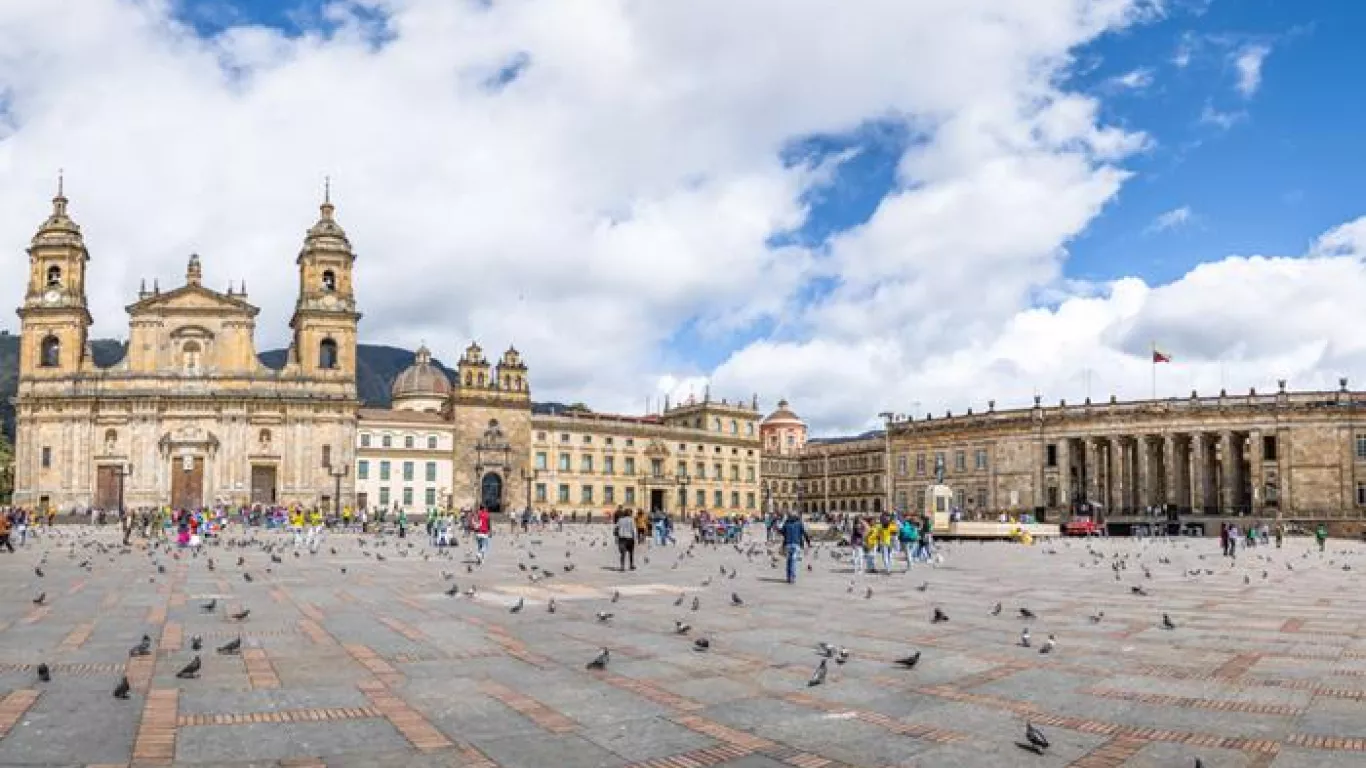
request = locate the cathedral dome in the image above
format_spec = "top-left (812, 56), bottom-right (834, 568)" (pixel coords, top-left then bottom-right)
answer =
top-left (391, 346), bottom-right (451, 401)
top-left (762, 399), bottom-right (803, 426)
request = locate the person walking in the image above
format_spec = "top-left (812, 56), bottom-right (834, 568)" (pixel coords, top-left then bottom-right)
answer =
top-left (615, 508), bottom-right (637, 571)
top-left (1316, 523), bottom-right (1328, 553)
top-left (473, 506), bottom-right (491, 563)
top-left (899, 516), bottom-right (919, 572)
top-left (780, 511), bottom-right (811, 584)
top-left (849, 517), bottom-right (867, 575)
top-left (0, 513), bottom-right (13, 553)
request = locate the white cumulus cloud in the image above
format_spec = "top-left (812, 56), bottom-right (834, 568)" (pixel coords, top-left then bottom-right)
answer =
top-left (1147, 205), bottom-right (1192, 232)
top-left (1234, 43), bottom-right (1271, 97)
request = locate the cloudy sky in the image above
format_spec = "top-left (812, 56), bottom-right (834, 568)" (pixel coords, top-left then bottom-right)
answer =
top-left (1, 0), bottom-right (1363, 435)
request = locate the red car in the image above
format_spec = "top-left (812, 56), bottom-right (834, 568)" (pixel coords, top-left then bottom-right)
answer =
top-left (1063, 518), bottom-right (1103, 536)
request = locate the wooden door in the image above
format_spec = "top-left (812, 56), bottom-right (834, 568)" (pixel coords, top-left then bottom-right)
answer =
top-left (95, 466), bottom-right (120, 511)
top-left (250, 465), bottom-right (277, 505)
top-left (170, 457), bottom-right (204, 510)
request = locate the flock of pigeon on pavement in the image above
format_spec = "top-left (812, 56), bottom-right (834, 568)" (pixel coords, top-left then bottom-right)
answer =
top-left (10, 523), bottom-right (1358, 766)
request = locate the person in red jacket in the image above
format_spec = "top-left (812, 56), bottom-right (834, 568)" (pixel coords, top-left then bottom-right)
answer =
top-left (474, 507), bottom-right (492, 564)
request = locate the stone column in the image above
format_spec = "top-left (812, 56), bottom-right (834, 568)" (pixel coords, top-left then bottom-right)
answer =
top-left (1057, 438), bottom-right (1072, 512)
top-left (1219, 431), bottom-right (1234, 514)
top-left (1134, 435), bottom-right (1148, 511)
top-left (1085, 437), bottom-right (1101, 508)
top-left (1110, 438), bottom-right (1125, 514)
top-left (1247, 429), bottom-right (1262, 516)
top-left (1163, 433), bottom-right (1178, 509)
top-left (1190, 433), bottom-right (1207, 514)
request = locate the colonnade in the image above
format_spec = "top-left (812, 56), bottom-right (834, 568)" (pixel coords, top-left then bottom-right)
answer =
top-left (1056, 431), bottom-right (1258, 515)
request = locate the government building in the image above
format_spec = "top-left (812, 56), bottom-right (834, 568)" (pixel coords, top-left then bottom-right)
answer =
top-left (762, 388), bottom-right (1366, 533)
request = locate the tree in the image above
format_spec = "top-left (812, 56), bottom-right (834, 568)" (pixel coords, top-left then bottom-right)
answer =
top-left (0, 431), bottom-right (13, 504)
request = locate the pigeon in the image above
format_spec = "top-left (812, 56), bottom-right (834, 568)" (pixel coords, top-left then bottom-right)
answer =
top-left (808, 658), bottom-right (828, 687)
top-left (816, 642), bottom-right (835, 657)
top-left (510, 598), bottom-right (524, 614)
top-left (865, 586), bottom-right (874, 599)
top-left (1020, 628), bottom-right (1031, 648)
top-left (113, 676), bottom-right (131, 699)
top-left (176, 656), bottom-right (201, 679)
top-left (693, 638), bottom-right (711, 651)
top-left (611, 590), bottom-right (621, 603)
top-left (1194, 758), bottom-right (1204, 768)
top-left (731, 592), bottom-right (744, 606)
top-left (1040, 634), bottom-right (1056, 654)
top-left (243, 573), bottom-right (253, 582)
top-left (932, 607), bottom-right (949, 623)
top-left (445, 584), bottom-right (459, 597)
top-left (916, 582), bottom-right (929, 592)
top-left (36, 663), bottom-right (50, 682)
top-left (1131, 585), bottom-right (1148, 596)
top-left (547, 598), bottom-right (557, 614)
top-left (673, 594), bottom-right (685, 607)
top-left (894, 651), bottom-right (921, 669)
top-left (1026, 722), bottom-right (1049, 751)
top-left (216, 637), bottom-right (242, 655)
top-left (835, 648), bottom-right (850, 665)
top-left (596, 612), bottom-right (614, 623)
top-left (586, 648), bottom-right (610, 669)
top-left (691, 596), bottom-right (701, 612)
top-left (230, 609), bottom-right (250, 621)
top-left (190, 635), bottom-right (203, 651)
top-left (33, 592), bottom-right (46, 605)
top-left (990, 602), bottom-right (1002, 616)
top-left (1019, 607), bottom-right (1036, 620)
top-left (1162, 613), bottom-right (1177, 630)
top-left (1089, 611), bottom-right (1104, 624)
top-left (34, 567), bottom-right (44, 578)
top-left (675, 621), bottom-right (691, 634)
top-left (129, 635), bottom-right (152, 657)
top-left (201, 599), bottom-right (217, 613)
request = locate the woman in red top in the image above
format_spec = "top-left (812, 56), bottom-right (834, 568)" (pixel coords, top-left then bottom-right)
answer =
top-left (474, 507), bottom-right (491, 563)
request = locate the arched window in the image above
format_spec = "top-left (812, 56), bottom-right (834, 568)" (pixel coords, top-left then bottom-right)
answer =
top-left (516, 376), bottom-right (523, 390)
top-left (712, 418), bottom-right (721, 431)
top-left (39, 335), bottom-right (60, 367)
top-left (321, 269), bottom-right (336, 292)
top-left (182, 340), bottom-right (202, 373)
top-left (464, 373), bottom-right (471, 386)
top-left (319, 338), bottom-right (338, 369)
top-left (747, 423), bottom-right (754, 436)
top-left (104, 429), bottom-right (118, 453)
top-left (476, 372), bottom-right (485, 386)
top-left (46, 265), bottom-right (62, 287)
top-left (730, 419), bottom-right (738, 434)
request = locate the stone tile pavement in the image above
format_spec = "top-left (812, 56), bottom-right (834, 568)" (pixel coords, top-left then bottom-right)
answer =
top-left (2, 525), bottom-right (1366, 766)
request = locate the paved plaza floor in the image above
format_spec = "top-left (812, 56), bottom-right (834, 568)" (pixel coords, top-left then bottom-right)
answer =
top-left (2, 525), bottom-right (1366, 767)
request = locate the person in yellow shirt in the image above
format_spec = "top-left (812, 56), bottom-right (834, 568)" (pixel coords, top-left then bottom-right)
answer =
top-left (864, 519), bottom-right (882, 573)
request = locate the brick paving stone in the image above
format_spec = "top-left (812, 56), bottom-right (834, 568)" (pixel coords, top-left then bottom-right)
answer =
top-left (12, 528), bottom-right (1366, 766)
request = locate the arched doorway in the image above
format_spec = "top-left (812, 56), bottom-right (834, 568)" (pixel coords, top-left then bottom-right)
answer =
top-left (480, 472), bottom-right (504, 514)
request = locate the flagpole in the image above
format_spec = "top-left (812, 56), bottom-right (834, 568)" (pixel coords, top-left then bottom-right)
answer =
top-left (1150, 342), bottom-right (1157, 400)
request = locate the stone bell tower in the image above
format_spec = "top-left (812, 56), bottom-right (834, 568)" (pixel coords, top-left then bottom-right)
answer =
top-left (288, 179), bottom-right (361, 386)
top-left (17, 174), bottom-right (92, 377)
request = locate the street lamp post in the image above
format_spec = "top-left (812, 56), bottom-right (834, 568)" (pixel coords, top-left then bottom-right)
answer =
top-left (327, 464), bottom-right (349, 517)
top-left (117, 462), bottom-right (134, 516)
top-left (521, 468), bottom-right (540, 513)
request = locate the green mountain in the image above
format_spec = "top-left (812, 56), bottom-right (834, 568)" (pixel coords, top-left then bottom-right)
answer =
top-left (0, 335), bottom-right (458, 442)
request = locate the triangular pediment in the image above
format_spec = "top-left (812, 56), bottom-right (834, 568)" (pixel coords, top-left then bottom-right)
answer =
top-left (126, 284), bottom-right (259, 317)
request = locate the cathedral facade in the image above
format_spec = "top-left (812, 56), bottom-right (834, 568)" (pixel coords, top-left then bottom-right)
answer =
top-left (10, 186), bottom-right (361, 512)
